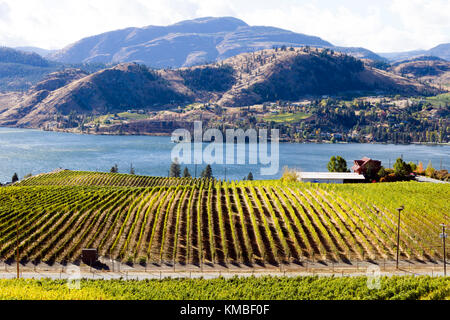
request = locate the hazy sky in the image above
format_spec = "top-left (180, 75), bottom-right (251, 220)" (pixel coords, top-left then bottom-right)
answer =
top-left (0, 0), bottom-right (449, 52)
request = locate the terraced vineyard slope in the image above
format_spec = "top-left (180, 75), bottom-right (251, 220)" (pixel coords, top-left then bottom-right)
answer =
top-left (1, 171), bottom-right (448, 266)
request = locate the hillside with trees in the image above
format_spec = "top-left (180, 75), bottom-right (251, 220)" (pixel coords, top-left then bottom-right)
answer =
top-left (0, 48), bottom-right (443, 131)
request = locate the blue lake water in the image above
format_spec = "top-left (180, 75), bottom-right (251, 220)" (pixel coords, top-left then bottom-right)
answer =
top-left (0, 127), bottom-right (448, 182)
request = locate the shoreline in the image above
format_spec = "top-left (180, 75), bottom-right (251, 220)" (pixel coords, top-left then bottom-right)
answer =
top-left (2, 126), bottom-right (448, 146)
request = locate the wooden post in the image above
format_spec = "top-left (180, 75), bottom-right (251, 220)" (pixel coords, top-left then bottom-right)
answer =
top-left (396, 206), bottom-right (404, 269)
top-left (441, 224), bottom-right (447, 276)
top-left (16, 217), bottom-right (19, 279)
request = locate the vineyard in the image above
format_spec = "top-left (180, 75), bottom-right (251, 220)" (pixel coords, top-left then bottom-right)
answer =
top-left (1, 171), bottom-right (449, 266)
top-left (0, 276), bottom-right (449, 300)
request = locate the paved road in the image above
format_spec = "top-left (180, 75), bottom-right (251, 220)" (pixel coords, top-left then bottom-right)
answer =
top-left (1, 259), bottom-right (447, 280)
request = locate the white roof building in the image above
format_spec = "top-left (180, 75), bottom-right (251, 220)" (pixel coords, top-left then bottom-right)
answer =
top-left (296, 172), bottom-right (366, 184)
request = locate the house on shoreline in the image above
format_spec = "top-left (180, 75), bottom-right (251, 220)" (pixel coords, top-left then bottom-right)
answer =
top-left (352, 157), bottom-right (382, 175)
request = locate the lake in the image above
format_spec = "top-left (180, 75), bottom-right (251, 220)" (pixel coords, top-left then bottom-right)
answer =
top-left (0, 127), bottom-right (448, 182)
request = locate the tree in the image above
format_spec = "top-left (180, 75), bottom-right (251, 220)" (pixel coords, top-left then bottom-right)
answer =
top-left (110, 164), bottom-right (119, 173)
top-left (12, 173), bottom-right (18, 183)
top-left (327, 156), bottom-right (349, 172)
top-left (169, 159), bottom-right (181, 178)
top-left (425, 161), bottom-right (435, 177)
top-left (377, 167), bottom-right (387, 179)
top-left (201, 165), bottom-right (213, 179)
top-left (183, 167), bottom-right (191, 178)
top-left (364, 162), bottom-right (379, 181)
top-left (408, 162), bottom-right (417, 172)
top-left (416, 161), bottom-right (425, 174)
top-left (247, 172), bottom-right (254, 181)
top-left (393, 158), bottom-right (412, 178)
top-left (129, 163), bottom-right (135, 175)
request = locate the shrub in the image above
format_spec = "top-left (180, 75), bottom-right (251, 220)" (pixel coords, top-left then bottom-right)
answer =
top-left (125, 256), bottom-right (134, 266)
top-left (281, 167), bottom-right (298, 183)
top-left (377, 167), bottom-right (386, 178)
top-left (433, 170), bottom-right (449, 181)
top-left (425, 161), bottom-right (435, 177)
top-left (138, 256), bottom-right (147, 266)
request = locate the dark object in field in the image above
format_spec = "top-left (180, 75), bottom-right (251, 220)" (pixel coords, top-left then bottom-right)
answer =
top-left (81, 249), bottom-right (98, 265)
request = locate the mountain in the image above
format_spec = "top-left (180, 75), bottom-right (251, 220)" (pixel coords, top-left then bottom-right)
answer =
top-left (389, 56), bottom-right (450, 89)
top-left (379, 43), bottom-right (450, 62)
top-left (0, 64), bottom-right (192, 127)
top-left (212, 48), bottom-right (436, 107)
top-left (0, 47), bottom-right (59, 92)
top-left (14, 46), bottom-right (58, 57)
top-left (428, 44), bottom-right (450, 61)
top-left (0, 48), bottom-right (439, 129)
top-left (333, 47), bottom-right (387, 62)
top-left (47, 17), bottom-right (384, 68)
top-left (0, 47), bottom-right (119, 92)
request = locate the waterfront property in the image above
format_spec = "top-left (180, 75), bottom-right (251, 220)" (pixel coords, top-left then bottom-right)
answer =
top-left (352, 157), bottom-right (382, 175)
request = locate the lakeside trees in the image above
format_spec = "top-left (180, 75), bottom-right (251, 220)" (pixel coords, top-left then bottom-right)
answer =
top-left (327, 156), bottom-right (349, 173)
top-left (169, 159), bottom-right (181, 178)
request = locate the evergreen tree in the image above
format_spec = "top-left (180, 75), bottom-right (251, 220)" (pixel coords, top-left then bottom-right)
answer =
top-left (247, 172), bottom-right (254, 181)
top-left (110, 164), bottom-right (119, 173)
top-left (183, 167), bottom-right (191, 178)
top-left (201, 165), bottom-right (213, 179)
top-left (169, 159), bottom-right (181, 178)
top-left (408, 162), bottom-right (417, 172)
top-left (327, 156), bottom-right (349, 172)
top-left (11, 173), bottom-right (18, 183)
top-left (130, 163), bottom-right (135, 175)
top-left (393, 158), bottom-right (412, 178)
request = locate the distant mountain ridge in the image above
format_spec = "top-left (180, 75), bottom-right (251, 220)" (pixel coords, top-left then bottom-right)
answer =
top-left (14, 46), bottom-right (58, 57)
top-left (0, 47), bottom-right (58, 92)
top-left (47, 17), bottom-right (386, 68)
top-left (379, 43), bottom-right (450, 62)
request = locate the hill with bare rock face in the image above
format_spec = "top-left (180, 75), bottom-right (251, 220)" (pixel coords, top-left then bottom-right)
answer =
top-left (0, 48), bottom-right (441, 129)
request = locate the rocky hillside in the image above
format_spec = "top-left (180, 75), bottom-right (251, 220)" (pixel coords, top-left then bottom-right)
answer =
top-left (0, 48), bottom-right (440, 129)
top-left (47, 17), bottom-right (385, 68)
top-left (213, 48), bottom-right (438, 107)
top-left (0, 64), bottom-right (192, 127)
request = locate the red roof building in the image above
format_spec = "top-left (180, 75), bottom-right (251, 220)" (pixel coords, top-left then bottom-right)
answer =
top-left (352, 157), bottom-right (382, 175)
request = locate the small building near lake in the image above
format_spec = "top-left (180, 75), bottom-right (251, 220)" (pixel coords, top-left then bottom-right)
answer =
top-left (352, 157), bottom-right (382, 175)
top-left (297, 172), bottom-right (366, 184)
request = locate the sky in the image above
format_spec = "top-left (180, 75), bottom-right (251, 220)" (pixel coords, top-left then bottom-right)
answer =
top-left (0, 0), bottom-right (449, 53)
